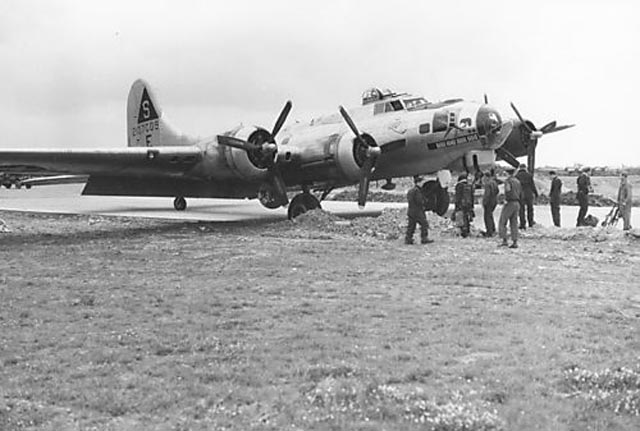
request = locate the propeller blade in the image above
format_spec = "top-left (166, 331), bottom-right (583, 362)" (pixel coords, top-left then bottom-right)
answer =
top-left (527, 142), bottom-right (536, 175)
top-left (495, 147), bottom-right (520, 168)
top-left (339, 105), bottom-right (368, 146)
top-left (269, 165), bottom-right (289, 206)
top-left (357, 175), bottom-right (371, 208)
top-left (540, 121), bottom-right (557, 134)
top-left (510, 102), bottom-right (534, 133)
top-left (217, 135), bottom-right (252, 151)
top-left (543, 124), bottom-right (575, 134)
top-left (484, 94), bottom-right (488, 104)
top-left (271, 100), bottom-right (293, 139)
top-left (357, 156), bottom-right (376, 208)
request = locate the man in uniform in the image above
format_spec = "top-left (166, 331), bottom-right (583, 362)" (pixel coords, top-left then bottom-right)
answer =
top-left (576, 167), bottom-right (592, 226)
top-left (549, 170), bottom-right (562, 227)
top-left (454, 173), bottom-right (474, 238)
top-left (405, 175), bottom-right (434, 244)
top-left (482, 171), bottom-right (499, 236)
top-left (515, 163), bottom-right (538, 229)
top-left (498, 168), bottom-right (521, 248)
top-left (617, 172), bottom-right (633, 230)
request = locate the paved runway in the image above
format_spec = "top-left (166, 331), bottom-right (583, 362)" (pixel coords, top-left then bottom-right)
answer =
top-left (1, 184), bottom-right (636, 228)
top-left (0, 184), bottom-right (404, 222)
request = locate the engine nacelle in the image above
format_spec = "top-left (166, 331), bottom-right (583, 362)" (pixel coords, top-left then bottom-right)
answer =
top-left (220, 126), bottom-right (271, 181)
top-left (334, 133), bottom-right (377, 182)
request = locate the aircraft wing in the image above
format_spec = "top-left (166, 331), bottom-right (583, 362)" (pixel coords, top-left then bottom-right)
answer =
top-left (0, 147), bottom-right (203, 177)
top-left (19, 175), bottom-right (90, 187)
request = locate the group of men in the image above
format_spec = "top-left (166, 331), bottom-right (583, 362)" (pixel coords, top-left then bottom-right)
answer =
top-left (405, 166), bottom-right (633, 246)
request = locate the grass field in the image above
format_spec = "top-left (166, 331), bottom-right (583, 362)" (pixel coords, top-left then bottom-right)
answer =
top-left (1, 211), bottom-right (639, 430)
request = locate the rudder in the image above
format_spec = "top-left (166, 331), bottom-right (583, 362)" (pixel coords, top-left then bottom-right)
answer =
top-left (127, 79), bottom-right (195, 147)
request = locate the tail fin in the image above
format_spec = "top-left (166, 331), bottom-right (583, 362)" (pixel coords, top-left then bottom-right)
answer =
top-left (127, 79), bottom-right (196, 147)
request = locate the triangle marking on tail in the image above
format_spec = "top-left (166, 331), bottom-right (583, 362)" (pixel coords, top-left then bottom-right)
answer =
top-left (137, 88), bottom-right (159, 124)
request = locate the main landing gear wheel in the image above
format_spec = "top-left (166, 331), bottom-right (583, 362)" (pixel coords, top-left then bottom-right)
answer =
top-left (422, 180), bottom-right (450, 216)
top-left (173, 196), bottom-right (187, 211)
top-left (287, 193), bottom-right (321, 220)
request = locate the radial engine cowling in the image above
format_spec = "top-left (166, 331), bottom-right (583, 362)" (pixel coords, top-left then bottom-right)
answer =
top-left (220, 126), bottom-right (273, 181)
top-left (333, 132), bottom-right (378, 183)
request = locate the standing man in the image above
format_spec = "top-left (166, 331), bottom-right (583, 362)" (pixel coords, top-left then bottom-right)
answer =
top-left (498, 168), bottom-right (521, 248)
top-left (454, 173), bottom-right (474, 238)
top-left (482, 171), bottom-right (499, 236)
top-left (617, 172), bottom-right (633, 231)
top-left (515, 163), bottom-right (538, 229)
top-left (576, 167), bottom-right (592, 226)
top-left (549, 170), bottom-right (562, 227)
top-left (405, 175), bottom-right (434, 244)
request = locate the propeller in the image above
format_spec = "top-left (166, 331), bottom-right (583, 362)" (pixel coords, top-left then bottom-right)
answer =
top-left (510, 102), bottom-right (575, 174)
top-left (495, 147), bottom-right (520, 169)
top-left (339, 106), bottom-right (382, 208)
top-left (217, 100), bottom-right (293, 206)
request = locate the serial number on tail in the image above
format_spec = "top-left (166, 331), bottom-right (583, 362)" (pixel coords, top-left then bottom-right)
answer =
top-left (131, 119), bottom-right (159, 137)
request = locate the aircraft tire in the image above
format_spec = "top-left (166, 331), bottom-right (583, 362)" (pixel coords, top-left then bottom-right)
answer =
top-left (434, 186), bottom-right (450, 216)
top-left (421, 180), bottom-right (450, 216)
top-left (173, 196), bottom-right (187, 211)
top-left (287, 193), bottom-right (321, 220)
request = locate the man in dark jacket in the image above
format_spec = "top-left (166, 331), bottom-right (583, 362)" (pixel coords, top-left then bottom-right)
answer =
top-left (576, 167), bottom-right (592, 226)
top-left (515, 163), bottom-right (538, 229)
top-left (482, 171), bottom-right (499, 236)
top-left (454, 173), bottom-right (475, 237)
top-left (498, 168), bottom-right (521, 248)
top-left (549, 171), bottom-right (562, 227)
top-left (405, 175), bottom-right (433, 244)
top-left (617, 172), bottom-right (633, 231)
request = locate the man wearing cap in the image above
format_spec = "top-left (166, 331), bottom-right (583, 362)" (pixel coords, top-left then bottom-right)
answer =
top-left (617, 172), bottom-right (633, 230)
top-left (454, 173), bottom-right (475, 238)
top-left (576, 167), bottom-right (592, 226)
top-left (482, 171), bottom-right (499, 236)
top-left (498, 168), bottom-right (521, 248)
top-left (515, 163), bottom-right (538, 229)
top-left (405, 175), bottom-right (434, 244)
top-left (549, 170), bottom-right (562, 227)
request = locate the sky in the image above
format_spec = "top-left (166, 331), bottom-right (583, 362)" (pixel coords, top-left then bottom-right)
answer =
top-left (0, 0), bottom-right (638, 167)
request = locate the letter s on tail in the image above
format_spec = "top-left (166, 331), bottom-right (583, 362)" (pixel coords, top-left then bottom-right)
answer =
top-left (126, 79), bottom-right (195, 147)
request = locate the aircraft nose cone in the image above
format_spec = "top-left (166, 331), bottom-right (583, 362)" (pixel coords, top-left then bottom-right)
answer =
top-left (476, 105), bottom-right (504, 148)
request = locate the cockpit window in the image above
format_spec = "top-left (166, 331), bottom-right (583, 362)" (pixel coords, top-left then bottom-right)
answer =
top-left (433, 111), bottom-right (448, 133)
top-left (385, 100), bottom-right (404, 112)
top-left (403, 97), bottom-right (429, 111)
top-left (374, 100), bottom-right (404, 115)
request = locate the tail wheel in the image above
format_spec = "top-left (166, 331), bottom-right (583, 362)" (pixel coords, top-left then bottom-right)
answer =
top-left (288, 193), bottom-right (321, 220)
top-left (173, 196), bottom-right (187, 211)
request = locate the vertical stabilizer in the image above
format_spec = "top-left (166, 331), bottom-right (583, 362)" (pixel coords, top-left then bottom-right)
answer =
top-left (127, 79), bottom-right (195, 147)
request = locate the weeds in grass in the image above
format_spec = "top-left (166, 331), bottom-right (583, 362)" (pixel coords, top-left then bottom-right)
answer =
top-left (305, 377), bottom-right (504, 430)
top-left (562, 363), bottom-right (640, 415)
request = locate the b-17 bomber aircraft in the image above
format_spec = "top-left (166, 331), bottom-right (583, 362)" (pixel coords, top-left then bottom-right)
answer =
top-left (0, 81), bottom-right (570, 218)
